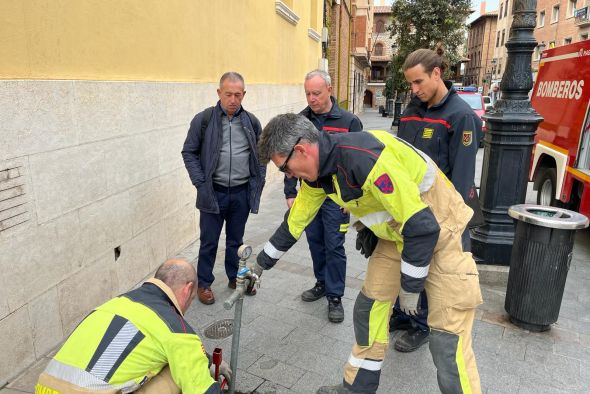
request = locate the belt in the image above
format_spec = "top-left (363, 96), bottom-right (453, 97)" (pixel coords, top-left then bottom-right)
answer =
top-left (213, 182), bottom-right (249, 193)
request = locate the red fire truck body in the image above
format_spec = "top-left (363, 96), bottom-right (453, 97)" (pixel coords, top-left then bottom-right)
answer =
top-left (530, 41), bottom-right (590, 217)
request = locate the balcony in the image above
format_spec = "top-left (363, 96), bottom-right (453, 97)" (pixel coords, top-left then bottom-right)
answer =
top-left (575, 7), bottom-right (590, 26)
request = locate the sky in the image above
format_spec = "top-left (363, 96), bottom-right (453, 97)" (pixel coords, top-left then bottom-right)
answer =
top-left (373, 0), bottom-right (500, 23)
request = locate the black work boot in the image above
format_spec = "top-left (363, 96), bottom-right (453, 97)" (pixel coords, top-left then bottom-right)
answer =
top-left (388, 311), bottom-right (412, 332)
top-left (327, 296), bottom-right (344, 323)
top-left (301, 282), bottom-right (325, 302)
top-left (393, 327), bottom-right (430, 352)
top-left (317, 383), bottom-right (360, 394)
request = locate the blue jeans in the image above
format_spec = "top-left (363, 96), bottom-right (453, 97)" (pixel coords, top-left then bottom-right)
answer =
top-left (305, 199), bottom-right (349, 298)
top-left (197, 183), bottom-right (250, 288)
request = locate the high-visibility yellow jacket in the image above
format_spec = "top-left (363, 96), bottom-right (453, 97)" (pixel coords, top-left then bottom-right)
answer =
top-left (257, 130), bottom-right (444, 293)
top-left (38, 278), bottom-right (219, 394)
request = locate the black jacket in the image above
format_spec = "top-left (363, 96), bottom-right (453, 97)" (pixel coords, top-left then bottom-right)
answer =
top-left (397, 82), bottom-right (481, 200)
top-left (182, 102), bottom-right (266, 214)
top-left (284, 97), bottom-right (363, 198)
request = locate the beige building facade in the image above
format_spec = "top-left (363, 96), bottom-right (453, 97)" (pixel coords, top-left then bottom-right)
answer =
top-left (492, 0), bottom-right (512, 89)
top-left (0, 0), bottom-right (323, 384)
top-left (465, 12), bottom-right (499, 95)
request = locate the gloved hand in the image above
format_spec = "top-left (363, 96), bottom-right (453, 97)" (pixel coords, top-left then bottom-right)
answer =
top-left (354, 221), bottom-right (378, 258)
top-left (218, 360), bottom-right (232, 385)
top-left (398, 288), bottom-right (420, 316)
top-left (248, 260), bottom-right (264, 278)
top-left (246, 260), bottom-right (264, 293)
top-left (210, 360), bottom-right (232, 385)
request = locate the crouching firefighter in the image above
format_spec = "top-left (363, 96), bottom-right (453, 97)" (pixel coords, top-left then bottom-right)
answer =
top-left (35, 259), bottom-right (230, 394)
top-left (247, 113), bottom-right (483, 394)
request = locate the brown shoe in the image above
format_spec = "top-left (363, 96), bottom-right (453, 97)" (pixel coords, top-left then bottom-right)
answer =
top-left (227, 279), bottom-right (256, 296)
top-left (197, 287), bottom-right (215, 305)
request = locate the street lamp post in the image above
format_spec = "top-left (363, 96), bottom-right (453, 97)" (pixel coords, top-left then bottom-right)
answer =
top-left (471, 0), bottom-right (544, 264)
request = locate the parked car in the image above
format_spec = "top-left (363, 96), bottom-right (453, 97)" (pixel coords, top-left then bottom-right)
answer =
top-left (457, 86), bottom-right (486, 146)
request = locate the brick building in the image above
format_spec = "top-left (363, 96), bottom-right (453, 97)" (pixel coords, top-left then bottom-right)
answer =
top-left (350, 0), bottom-right (373, 114)
top-left (465, 11), bottom-right (498, 95)
top-left (533, 0), bottom-right (590, 74)
top-left (326, 0), bottom-right (354, 110)
top-left (365, 5), bottom-right (395, 109)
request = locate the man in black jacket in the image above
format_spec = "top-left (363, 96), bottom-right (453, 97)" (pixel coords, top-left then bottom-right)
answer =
top-left (182, 72), bottom-right (266, 305)
top-left (391, 48), bottom-right (482, 353)
top-left (285, 70), bottom-right (363, 323)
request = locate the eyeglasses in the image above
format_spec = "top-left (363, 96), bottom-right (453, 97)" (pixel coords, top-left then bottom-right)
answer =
top-left (278, 137), bottom-right (302, 173)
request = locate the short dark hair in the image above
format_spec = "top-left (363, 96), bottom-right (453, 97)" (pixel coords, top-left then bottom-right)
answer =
top-left (403, 47), bottom-right (448, 74)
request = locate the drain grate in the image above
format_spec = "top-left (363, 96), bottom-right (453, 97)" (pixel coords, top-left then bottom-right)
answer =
top-left (203, 319), bottom-right (234, 339)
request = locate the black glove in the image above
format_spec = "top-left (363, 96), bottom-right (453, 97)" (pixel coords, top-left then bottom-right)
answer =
top-left (355, 225), bottom-right (378, 258)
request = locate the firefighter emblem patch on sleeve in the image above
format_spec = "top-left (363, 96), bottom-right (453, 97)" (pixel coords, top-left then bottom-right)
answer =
top-left (374, 173), bottom-right (394, 194)
top-left (462, 130), bottom-right (473, 146)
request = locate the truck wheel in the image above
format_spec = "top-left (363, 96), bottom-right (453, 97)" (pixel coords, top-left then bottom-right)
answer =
top-left (536, 168), bottom-right (557, 206)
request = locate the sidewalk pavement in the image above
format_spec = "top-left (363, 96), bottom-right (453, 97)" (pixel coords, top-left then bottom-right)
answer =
top-left (4, 109), bottom-right (589, 393)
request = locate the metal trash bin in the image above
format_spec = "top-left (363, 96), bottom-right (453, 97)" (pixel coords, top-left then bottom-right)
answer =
top-left (505, 204), bottom-right (589, 331)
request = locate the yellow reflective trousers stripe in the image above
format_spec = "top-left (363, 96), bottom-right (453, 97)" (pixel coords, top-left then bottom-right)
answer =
top-left (368, 300), bottom-right (391, 345)
top-left (456, 335), bottom-right (472, 394)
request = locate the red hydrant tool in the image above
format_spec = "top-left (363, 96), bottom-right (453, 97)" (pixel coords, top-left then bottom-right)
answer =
top-left (212, 347), bottom-right (227, 390)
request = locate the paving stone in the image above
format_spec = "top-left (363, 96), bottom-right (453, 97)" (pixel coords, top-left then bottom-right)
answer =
top-left (231, 368), bottom-right (266, 393)
top-left (247, 355), bottom-right (306, 389)
top-left (254, 381), bottom-right (295, 394)
top-left (242, 331), bottom-right (300, 364)
top-left (553, 340), bottom-right (590, 361)
top-left (290, 370), bottom-right (341, 394)
top-left (6, 357), bottom-right (48, 392)
top-left (245, 315), bottom-right (297, 340)
top-left (473, 319), bottom-right (505, 339)
top-left (0, 388), bottom-right (31, 394)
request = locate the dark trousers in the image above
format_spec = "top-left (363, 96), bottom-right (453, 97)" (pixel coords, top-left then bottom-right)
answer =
top-left (197, 183), bottom-right (250, 288)
top-left (304, 199), bottom-right (348, 298)
top-left (393, 230), bottom-right (471, 331)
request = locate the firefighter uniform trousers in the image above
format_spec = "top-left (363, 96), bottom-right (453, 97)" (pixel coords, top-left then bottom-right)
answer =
top-left (343, 171), bottom-right (483, 394)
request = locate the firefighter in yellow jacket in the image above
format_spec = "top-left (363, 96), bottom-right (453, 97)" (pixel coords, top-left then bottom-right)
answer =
top-left (35, 259), bottom-right (230, 394)
top-left (249, 114), bottom-right (483, 394)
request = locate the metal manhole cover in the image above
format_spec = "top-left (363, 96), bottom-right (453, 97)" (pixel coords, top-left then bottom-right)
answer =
top-left (204, 319), bottom-right (234, 339)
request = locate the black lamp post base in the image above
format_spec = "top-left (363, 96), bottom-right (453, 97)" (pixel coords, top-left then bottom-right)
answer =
top-left (471, 227), bottom-right (514, 265)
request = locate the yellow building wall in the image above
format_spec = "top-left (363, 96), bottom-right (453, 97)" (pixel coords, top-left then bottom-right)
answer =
top-left (0, 0), bottom-right (322, 83)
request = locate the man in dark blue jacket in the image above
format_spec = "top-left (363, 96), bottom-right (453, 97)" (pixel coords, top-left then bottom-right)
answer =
top-left (391, 48), bottom-right (482, 353)
top-left (285, 70), bottom-right (362, 323)
top-left (182, 72), bottom-right (266, 305)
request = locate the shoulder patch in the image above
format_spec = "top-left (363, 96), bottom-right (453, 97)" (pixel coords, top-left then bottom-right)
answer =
top-left (374, 173), bottom-right (394, 194)
top-left (463, 131), bottom-right (473, 146)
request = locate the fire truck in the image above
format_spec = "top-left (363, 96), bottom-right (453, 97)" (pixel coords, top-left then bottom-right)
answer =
top-left (530, 40), bottom-right (590, 217)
